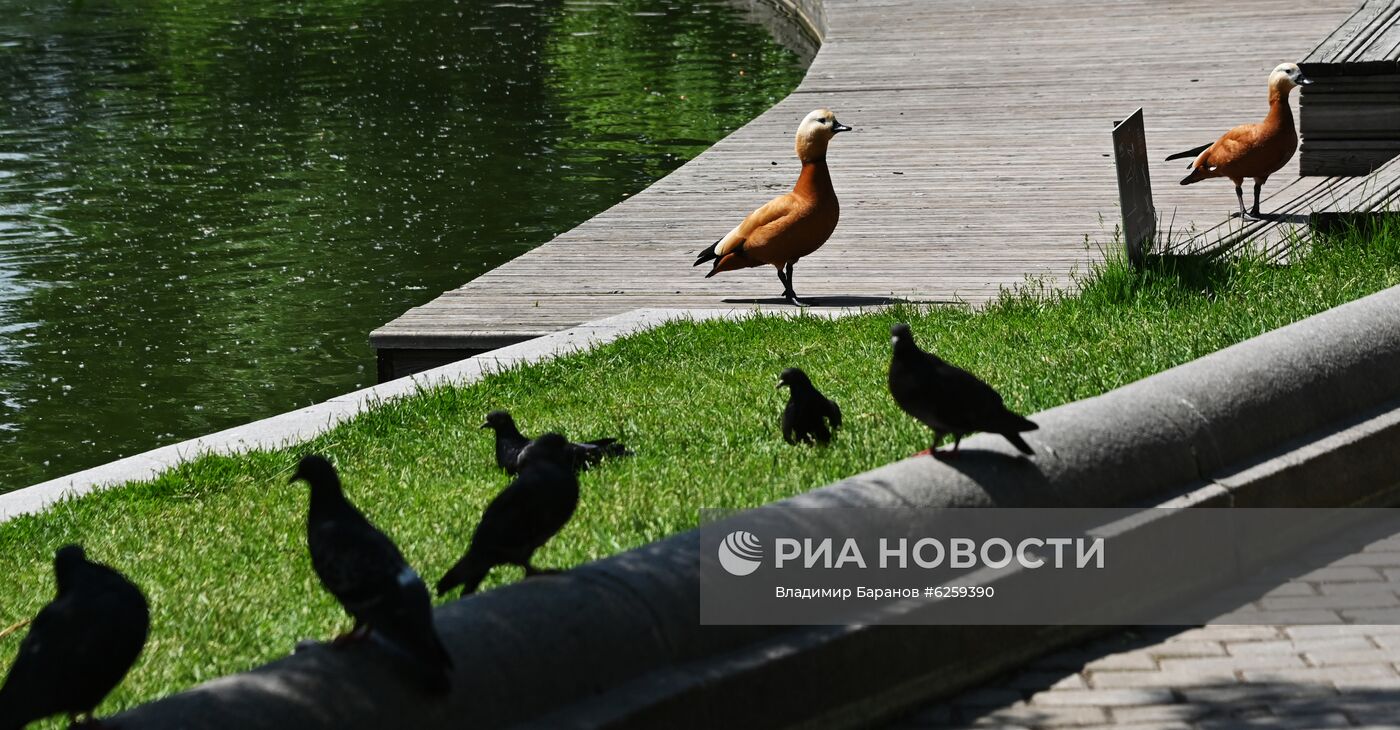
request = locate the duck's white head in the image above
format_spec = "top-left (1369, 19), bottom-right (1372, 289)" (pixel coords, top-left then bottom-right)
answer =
top-left (1269, 62), bottom-right (1311, 92)
top-left (795, 108), bottom-right (851, 163)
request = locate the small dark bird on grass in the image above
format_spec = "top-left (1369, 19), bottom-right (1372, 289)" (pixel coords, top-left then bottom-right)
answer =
top-left (437, 433), bottom-right (579, 597)
top-left (0, 545), bottom-right (148, 730)
top-left (290, 455), bottom-right (453, 695)
top-left (481, 409), bottom-right (630, 475)
top-left (777, 367), bottom-right (842, 445)
top-left (887, 323), bottom-right (1038, 457)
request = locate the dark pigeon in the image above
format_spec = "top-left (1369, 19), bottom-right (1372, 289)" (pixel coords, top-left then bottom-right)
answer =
top-left (437, 433), bottom-right (579, 597)
top-left (777, 367), bottom-right (842, 445)
top-left (290, 455), bottom-right (453, 695)
top-left (481, 410), bottom-right (630, 475)
top-left (887, 323), bottom-right (1038, 456)
top-left (0, 545), bottom-right (148, 730)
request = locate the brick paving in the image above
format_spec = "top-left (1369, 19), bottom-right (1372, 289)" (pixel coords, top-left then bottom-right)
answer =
top-left (888, 524), bottom-right (1400, 729)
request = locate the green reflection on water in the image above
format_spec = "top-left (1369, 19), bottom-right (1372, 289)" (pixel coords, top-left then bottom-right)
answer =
top-left (0, 0), bottom-right (805, 490)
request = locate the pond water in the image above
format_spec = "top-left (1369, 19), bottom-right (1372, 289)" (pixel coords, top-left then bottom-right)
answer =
top-left (0, 0), bottom-right (807, 490)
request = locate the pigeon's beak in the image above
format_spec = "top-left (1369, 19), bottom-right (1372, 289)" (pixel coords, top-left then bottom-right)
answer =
top-left (479, 422), bottom-right (489, 429)
top-left (832, 121), bottom-right (852, 134)
top-left (776, 379), bottom-right (788, 389)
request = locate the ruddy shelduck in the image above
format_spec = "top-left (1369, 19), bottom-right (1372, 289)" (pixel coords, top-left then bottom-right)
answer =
top-left (1167, 63), bottom-right (1312, 220)
top-left (694, 108), bottom-right (851, 306)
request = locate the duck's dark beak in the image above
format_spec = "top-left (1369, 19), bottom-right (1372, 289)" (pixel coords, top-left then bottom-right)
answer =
top-left (832, 121), bottom-right (853, 134)
top-left (1296, 73), bottom-right (1313, 86)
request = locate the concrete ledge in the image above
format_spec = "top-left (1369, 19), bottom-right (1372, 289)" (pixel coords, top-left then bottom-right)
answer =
top-left (113, 286), bottom-right (1400, 729)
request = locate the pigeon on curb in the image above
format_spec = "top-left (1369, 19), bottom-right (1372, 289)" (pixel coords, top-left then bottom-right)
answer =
top-left (887, 323), bottom-right (1038, 456)
top-left (778, 367), bottom-right (842, 445)
top-left (481, 410), bottom-right (630, 475)
top-left (437, 433), bottom-right (579, 597)
top-left (290, 455), bottom-right (453, 695)
top-left (0, 545), bottom-right (149, 730)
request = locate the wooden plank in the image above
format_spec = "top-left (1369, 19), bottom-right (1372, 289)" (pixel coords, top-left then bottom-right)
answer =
top-left (371, 0), bottom-right (1369, 365)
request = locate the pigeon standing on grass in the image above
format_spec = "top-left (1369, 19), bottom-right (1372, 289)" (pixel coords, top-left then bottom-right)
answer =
top-left (0, 545), bottom-right (148, 730)
top-left (481, 409), bottom-right (630, 475)
top-left (887, 323), bottom-right (1038, 456)
top-left (290, 455), bottom-right (454, 695)
top-left (777, 367), bottom-right (842, 445)
top-left (437, 433), bottom-right (579, 597)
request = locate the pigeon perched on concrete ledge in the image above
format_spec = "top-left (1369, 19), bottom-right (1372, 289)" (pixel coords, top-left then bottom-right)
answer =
top-left (778, 367), bottom-right (842, 445)
top-left (481, 409), bottom-right (630, 475)
top-left (290, 454), bottom-right (453, 695)
top-left (0, 545), bottom-right (148, 730)
top-left (437, 433), bottom-right (579, 597)
top-left (887, 323), bottom-right (1038, 456)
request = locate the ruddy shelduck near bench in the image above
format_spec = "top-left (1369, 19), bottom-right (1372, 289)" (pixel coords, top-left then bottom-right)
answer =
top-left (694, 108), bottom-right (851, 306)
top-left (1167, 62), bottom-right (1312, 220)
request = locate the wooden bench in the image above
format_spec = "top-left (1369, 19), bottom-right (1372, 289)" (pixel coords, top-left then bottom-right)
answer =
top-left (1299, 0), bottom-right (1400, 176)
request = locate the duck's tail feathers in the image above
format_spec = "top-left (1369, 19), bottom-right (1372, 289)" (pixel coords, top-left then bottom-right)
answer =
top-left (1165, 142), bottom-right (1211, 162)
top-left (693, 238), bottom-right (722, 268)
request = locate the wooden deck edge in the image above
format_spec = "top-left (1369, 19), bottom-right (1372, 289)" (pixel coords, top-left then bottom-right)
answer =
top-left (368, 0), bottom-right (828, 373)
top-left (1167, 155), bottom-right (1400, 260)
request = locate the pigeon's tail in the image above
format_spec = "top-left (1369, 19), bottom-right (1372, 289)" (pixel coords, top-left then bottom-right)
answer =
top-left (435, 552), bottom-right (490, 598)
top-left (993, 412), bottom-right (1037, 455)
top-left (382, 625), bottom-right (454, 696)
top-left (569, 438), bottom-right (632, 471)
top-left (1002, 431), bottom-right (1035, 456)
top-left (0, 688), bottom-right (29, 730)
top-left (408, 633), bottom-right (454, 696)
top-left (0, 699), bottom-right (15, 730)
top-left (420, 663), bottom-right (452, 696)
top-left (587, 437), bottom-right (632, 459)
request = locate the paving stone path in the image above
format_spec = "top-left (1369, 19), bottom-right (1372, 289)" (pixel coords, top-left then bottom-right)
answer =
top-left (890, 524), bottom-right (1400, 729)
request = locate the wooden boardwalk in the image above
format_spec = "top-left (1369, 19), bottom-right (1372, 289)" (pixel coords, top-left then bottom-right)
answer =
top-left (371, 0), bottom-right (1363, 379)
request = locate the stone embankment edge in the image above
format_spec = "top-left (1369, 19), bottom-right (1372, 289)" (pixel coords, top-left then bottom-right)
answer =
top-left (112, 286), bottom-right (1400, 728)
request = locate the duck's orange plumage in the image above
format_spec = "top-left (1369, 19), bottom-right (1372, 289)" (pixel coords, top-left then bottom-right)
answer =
top-left (1168, 62), bottom-right (1311, 220)
top-left (694, 108), bottom-right (851, 305)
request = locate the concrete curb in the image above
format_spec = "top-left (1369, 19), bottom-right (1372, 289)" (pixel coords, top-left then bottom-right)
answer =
top-left (112, 286), bottom-right (1400, 729)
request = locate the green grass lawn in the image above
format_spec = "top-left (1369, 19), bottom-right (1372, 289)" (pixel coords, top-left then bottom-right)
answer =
top-left (2, 219), bottom-right (1399, 720)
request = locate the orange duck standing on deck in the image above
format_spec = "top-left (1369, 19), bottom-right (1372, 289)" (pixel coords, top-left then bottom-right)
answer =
top-left (1168, 62), bottom-right (1312, 220)
top-left (694, 108), bottom-right (851, 306)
